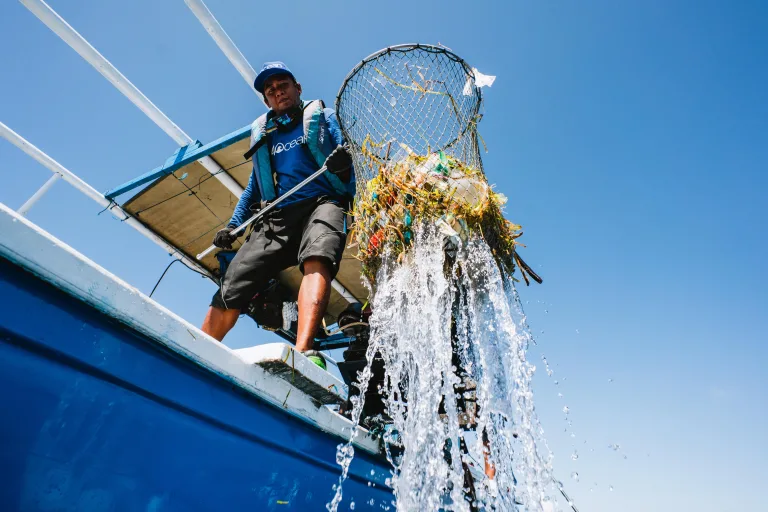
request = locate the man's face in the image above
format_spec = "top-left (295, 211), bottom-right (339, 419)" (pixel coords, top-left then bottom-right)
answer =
top-left (263, 74), bottom-right (302, 114)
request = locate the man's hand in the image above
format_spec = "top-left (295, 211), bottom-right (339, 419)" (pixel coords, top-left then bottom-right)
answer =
top-left (213, 226), bottom-right (239, 249)
top-left (324, 145), bottom-right (352, 176)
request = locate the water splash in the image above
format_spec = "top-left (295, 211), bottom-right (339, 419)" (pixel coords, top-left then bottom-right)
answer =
top-left (328, 224), bottom-right (559, 511)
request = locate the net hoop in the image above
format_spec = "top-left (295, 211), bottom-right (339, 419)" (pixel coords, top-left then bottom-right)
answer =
top-left (335, 43), bottom-right (484, 177)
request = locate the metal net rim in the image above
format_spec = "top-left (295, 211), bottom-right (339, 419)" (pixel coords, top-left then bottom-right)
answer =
top-left (334, 43), bottom-right (483, 154)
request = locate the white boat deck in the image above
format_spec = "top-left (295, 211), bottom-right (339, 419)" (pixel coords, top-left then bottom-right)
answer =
top-left (0, 203), bottom-right (378, 455)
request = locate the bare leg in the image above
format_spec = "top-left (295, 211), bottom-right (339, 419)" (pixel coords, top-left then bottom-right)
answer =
top-left (201, 306), bottom-right (240, 341)
top-left (295, 256), bottom-right (333, 352)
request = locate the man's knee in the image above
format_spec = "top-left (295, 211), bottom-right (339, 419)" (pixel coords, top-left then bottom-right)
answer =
top-left (302, 256), bottom-right (333, 276)
top-left (202, 305), bottom-right (240, 341)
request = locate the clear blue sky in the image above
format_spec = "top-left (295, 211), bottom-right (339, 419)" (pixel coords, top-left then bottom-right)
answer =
top-left (1, 1), bottom-right (766, 510)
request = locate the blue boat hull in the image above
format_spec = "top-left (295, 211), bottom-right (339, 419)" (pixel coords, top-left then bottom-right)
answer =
top-left (0, 259), bottom-right (391, 511)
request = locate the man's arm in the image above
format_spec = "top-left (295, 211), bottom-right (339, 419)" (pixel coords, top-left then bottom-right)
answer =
top-left (212, 168), bottom-right (261, 249)
top-left (324, 108), bottom-right (356, 192)
top-left (229, 168), bottom-right (261, 228)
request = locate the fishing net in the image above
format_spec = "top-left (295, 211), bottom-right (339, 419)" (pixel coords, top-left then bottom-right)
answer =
top-left (329, 44), bottom-right (562, 512)
top-left (336, 43), bottom-right (540, 284)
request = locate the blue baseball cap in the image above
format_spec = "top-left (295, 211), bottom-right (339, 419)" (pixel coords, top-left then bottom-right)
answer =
top-left (253, 61), bottom-right (296, 94)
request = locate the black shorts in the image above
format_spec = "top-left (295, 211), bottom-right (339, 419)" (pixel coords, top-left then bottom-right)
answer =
top-left (211, 196), bottom-right (347, 310)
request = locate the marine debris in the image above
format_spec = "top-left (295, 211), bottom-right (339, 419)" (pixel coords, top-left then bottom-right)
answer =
top-left (351, 145), bottom-right (540, 285)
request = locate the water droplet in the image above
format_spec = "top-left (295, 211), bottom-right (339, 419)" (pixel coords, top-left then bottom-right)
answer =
top-left (608, 378), bottom-right (614, 383)
top-left (389, 97), bottom-right (397, 107)
top-left (350, 501), bottom-right (355, 510)
top-left (576, 329), bottom-right (580, 334)
top-left (545, 309), bottom-right (549, 314)
top-left (562, 406), bottom-right (570, 414)
top-left (554, 380), bottom-right (559, 385)
top-left (609, 443), bottom-right (621, 451)
top-left (571, 451), bottom-right (579, 460)
top-left (570, 433), bottom-right (576, 438)
top-left (557, 393), bottom-right (563, 398)
top-left (609, 485), bottom-right (614, 491)
top-left (571, 472), bottom-right (579, 481)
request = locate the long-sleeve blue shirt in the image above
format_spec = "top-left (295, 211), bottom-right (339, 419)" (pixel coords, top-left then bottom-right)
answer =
top-left (228, 108), bottom-right (352, 228)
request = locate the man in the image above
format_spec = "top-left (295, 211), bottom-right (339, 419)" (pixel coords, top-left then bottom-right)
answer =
top-left (201, 61), bottom-right (354, 370)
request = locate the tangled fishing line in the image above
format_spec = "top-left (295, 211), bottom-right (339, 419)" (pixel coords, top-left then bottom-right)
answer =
top-left (328, 44), bottom-right (568, 512)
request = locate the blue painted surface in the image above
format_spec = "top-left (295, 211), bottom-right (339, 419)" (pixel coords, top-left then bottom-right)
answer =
top-left (105, 124), bottom-right (252, 199)
top-left (0, 258), bottom-right (392, 511)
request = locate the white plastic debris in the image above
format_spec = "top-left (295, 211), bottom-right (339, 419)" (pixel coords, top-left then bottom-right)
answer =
top-left (473, 68), bottom-right (496, 87)
top-left (282, 301), bottom-right (298, 330)
top-left (463, 68), bottom-right (497, 95)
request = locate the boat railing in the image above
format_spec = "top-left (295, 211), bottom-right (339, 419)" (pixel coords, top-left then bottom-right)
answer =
top-left (0, 120), bottom-right (211, 278)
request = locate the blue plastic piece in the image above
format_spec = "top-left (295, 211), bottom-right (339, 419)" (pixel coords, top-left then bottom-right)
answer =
top-left (0, 259), bottom-right (392, 511)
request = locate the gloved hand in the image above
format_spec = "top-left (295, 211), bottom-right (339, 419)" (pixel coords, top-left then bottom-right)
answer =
top-left (324, 144), bottom-right (352, 175)
top-left (213, 226), bottom-right (239, 249)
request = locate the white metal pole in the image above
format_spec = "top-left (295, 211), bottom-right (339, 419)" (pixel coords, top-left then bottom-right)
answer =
top-left (183, 0), bottom-right (264, 102)
top-left (331, 279), bottom-right (359, 304)
top-left (20, 0), bottom-right (243, 198)
top-left (1, 121), bottom-right (213, 278)
top-left (2, 120), bottom-right (110, 206)
top-left (18, 173), bottom-right (61, 215)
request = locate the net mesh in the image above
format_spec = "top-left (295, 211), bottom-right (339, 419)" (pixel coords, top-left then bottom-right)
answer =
top-left (336, 44), bottom-right (540, 284)
top-left (336, 44), bottom-right (484, 181)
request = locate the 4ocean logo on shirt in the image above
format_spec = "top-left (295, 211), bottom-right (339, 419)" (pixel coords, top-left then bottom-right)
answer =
top-left (271, 134), bottom-right (307, 155)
